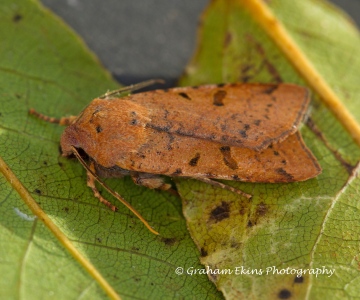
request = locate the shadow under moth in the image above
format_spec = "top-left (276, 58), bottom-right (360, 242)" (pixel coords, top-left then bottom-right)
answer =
top-left (30, 80), bottom-right (321, 235)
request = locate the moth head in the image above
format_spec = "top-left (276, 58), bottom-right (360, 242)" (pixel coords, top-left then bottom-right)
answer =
top-left (60, 124), bottom-right (82, 157)
top-left (59, 100), bottom-right (109, 158)
top-left (59, 98), bottom-right (150, 168)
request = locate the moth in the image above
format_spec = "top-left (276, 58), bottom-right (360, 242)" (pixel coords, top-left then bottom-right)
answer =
top-left (30, 80), bottom-right (321, 234)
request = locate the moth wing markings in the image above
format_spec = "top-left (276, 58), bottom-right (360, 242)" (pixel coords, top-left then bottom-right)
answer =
top-left (125, 83), bottom-right (310, 151)
top-left (122, 130), bottom-right (321, 183)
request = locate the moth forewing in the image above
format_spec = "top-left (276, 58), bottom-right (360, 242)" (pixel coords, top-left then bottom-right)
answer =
top-left (123, 130), bottom-right (321, 183)
top-left (123, 83), bottom-right (310, 150)
top-left (30, 81), bottom-right (321, 234)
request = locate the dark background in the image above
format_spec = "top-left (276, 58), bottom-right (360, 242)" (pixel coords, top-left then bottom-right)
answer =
top-left (40, 0), bottom-right (360, 88)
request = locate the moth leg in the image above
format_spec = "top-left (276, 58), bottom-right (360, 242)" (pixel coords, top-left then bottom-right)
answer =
top-left (87, 162), bottom-right (118, 212)
top-left (196, 177), bottom-right (252, 199)
top-left (29, 109), bottom-right (77, 126)
top-left (131, 172), bottom-right (171, 191)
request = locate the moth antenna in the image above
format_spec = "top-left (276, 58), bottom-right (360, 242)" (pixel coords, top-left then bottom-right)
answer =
top-left (71, 146), bottom-right (160, 235)
top-left (99, 79), bottom-right (165, 99)
top-left (29, 109), bottom-right (77, 126)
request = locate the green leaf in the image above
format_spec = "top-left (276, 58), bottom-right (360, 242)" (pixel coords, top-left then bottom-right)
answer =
top-left (178, 0), bottom-right (360, 299)
top-left (0, 0), bottom-right (221, 299)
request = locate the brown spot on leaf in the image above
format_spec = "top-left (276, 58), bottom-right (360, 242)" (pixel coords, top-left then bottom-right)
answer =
top-left (247, 202), bottom-right (268, 228)
top-left (161, 237), bottom-right (177, 246)
top-left (209, 201), bottom-right (230, 223)
top-left (239, 205), bottom-right (246, 216)
top-left (96, 125), bottom-right (103, 133)
top-left (230, 240), bottom-right (240, 249)
top-left (213, 90), bottom-right (227, 106)
top-left (209, 273), bottom-right (217, 281)
top-left (200, 247), bottom-right (208, 257)
top-left (224, 32), bottom-right (232, 47)
top-left (294, 276), bottom-right (304, 283)
top-left (278, 289), bottom-right (292, 299)
top-left (13, 13), bottom-right (23, 22)
top-left (256, 202), bottom-right (268, 216)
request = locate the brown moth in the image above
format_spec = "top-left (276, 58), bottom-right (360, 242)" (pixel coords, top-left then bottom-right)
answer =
top-left (30, 80), bottom-right (321, 235)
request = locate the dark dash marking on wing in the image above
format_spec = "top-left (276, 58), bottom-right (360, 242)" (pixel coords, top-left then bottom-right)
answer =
top-left (213, 90), bottom-right (227, 106)
top-left (220, 146), bottom-right (238, 170)
top-left (189, 153), bottom-right (201, 166)
top-left (178, 92), bottom-right (191, 100)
